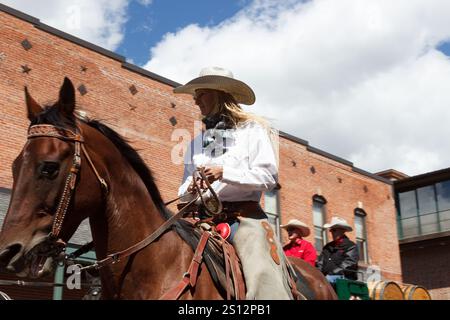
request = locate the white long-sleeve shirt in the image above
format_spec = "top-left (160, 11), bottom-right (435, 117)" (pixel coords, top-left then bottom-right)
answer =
top-left (178, 120), bottom-right (278, 202)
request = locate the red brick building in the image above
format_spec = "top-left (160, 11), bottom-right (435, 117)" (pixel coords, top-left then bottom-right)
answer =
top-left (0, 4), bottom-right (401, 299)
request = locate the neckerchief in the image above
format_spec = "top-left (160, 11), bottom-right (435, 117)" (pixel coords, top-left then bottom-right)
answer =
top-left (202, 114), bottom-right (235, 156)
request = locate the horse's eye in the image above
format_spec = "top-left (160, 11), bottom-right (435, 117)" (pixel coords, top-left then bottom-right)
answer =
top-left (40, 162), bottom-right (60, 179)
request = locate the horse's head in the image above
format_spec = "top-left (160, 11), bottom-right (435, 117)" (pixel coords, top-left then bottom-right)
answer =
top-left (0, 78), bottom-right (104, 278)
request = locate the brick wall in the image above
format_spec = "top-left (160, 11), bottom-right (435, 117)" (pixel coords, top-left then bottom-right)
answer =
top-left (278, 138), bottom-right (401, 281)
top-left (401, 236), bottom-right (450, 299)
top-left (0, 5), bottom-right (402, 295)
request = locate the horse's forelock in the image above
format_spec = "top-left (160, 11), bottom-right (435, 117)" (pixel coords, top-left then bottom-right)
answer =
top-left (30, 104), bottom-right (76, 129)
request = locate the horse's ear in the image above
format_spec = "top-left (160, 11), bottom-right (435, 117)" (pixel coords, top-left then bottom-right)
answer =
top-left (25, 86), bottom-right (43, 121)
top-left (57, 77), bottom-right (76, 117)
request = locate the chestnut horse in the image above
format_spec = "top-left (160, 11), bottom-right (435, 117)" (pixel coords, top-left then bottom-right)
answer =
top-left (0, 78), bottom-right (336, 300)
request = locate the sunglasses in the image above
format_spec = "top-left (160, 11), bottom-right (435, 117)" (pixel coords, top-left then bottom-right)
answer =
top-left (194, 91), bottom-right (208, 100)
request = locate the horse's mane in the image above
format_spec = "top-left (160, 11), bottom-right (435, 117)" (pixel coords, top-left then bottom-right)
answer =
top-left (31, 106), bottom-right (171, 220)
top-left (86, 119), bottom-right (172, 219)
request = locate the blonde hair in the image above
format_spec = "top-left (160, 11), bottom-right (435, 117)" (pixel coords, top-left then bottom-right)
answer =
top-left (210, 91), bottom-right (271, 130)
top-left (208, 91), bottom-right (279, 166)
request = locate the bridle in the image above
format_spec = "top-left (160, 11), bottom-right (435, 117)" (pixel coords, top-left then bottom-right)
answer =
top-left (27, 124), bottom-right (108, 241)
top-left (26, 122), bottom-right (222, 273)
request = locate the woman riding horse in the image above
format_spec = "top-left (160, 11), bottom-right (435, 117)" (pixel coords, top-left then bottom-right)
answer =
top-left (174, 66), bottom-right (294, 299)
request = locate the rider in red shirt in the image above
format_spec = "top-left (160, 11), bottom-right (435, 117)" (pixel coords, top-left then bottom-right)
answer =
top-left (281, 219), bottom-right (317, 267)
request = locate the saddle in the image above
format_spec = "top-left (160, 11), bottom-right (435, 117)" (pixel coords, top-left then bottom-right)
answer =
top-left (166, 218), bottom-right (305, 300)
top-left (163, 218), bottom-right (246, 300)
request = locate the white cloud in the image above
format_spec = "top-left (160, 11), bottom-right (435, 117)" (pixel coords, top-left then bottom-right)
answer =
top-left (1, 0), bottom-right (129, 50)
top-left (143, 0), bottom-right (450, 176)
top-left (136, 0), bottom-right (152, 6)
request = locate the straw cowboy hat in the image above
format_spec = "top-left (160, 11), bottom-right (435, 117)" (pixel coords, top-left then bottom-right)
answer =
top-left (323, 216), bottom-right (353, 232)
top-left (173, 66), bottom-right (256, 105)
top-left (280, 219), bottom-right (310, 237)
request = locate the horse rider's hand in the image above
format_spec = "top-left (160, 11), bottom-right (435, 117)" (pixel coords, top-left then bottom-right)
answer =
top-left (203, 166), bottom-right (223, 183)
top-left (187, 178), bottom-right (202, 194)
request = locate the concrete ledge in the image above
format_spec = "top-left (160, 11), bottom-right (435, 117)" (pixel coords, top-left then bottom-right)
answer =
top-left (0, 187), bottom-right (11, 194)
top-left (122, 62), bottom-right (181, 87)
top-left (400, 230), bottom-right (450, 244)
top-left (0, 3), bottom-right (39, 25)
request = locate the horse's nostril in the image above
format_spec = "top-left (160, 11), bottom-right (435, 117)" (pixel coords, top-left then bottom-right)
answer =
top-left (0, 244), bottom-right (23, 267)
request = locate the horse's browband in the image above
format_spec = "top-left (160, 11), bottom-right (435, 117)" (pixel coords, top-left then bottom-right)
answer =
top-left (28, 124), bottom-right (84, 142)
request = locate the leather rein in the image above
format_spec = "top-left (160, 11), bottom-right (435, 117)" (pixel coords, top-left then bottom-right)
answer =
top-left (27, 122), bottom-right (222, 273)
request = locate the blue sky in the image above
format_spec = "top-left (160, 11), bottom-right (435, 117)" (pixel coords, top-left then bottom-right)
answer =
top-left (117, 0), bottom-right (251, 65)
top-left (437, 42), bottom-right (450, 57)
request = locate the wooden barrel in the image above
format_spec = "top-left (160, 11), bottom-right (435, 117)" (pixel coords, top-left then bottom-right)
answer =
top-left (400, 284), bottom-right (432, 300)
top-left (367, 281), bottom-right (404, 300)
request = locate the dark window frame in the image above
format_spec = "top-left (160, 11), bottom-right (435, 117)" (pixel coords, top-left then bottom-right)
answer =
top-left (312, 195), bottom-right (327, 253)
top-left (354, 208), bottom-right (368, 263)
top-left (0, 187), bottom-right (12, 232)
top-left (0, 187), bottom-right (11, 194)
top-left (264, 189), bottom-right (281, 240)
top-left (396, 179), bottom-right (450, 239)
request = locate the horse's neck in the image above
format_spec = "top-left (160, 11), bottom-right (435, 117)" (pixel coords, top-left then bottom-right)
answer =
top-left (92, 168), bottom-right (165, 256)
top-left (87, 151), bottom-right (169, 297)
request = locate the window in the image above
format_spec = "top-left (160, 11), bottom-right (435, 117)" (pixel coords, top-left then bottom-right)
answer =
top-left (417, 186), bottom-right (439, 234)
top-left (397, 180), bottom-right (450, 239)
top-left (264, 189), bottom-right (280, 240)
top-left (354, 209), bottom-right (368, 263)
top-left (69, 218), bottom-right (93, 245)
top-left (436, 180), bottom-right (450, 231)
top-left (312, 195), bottom-right (327, 252)
top-left (398, 190), bottom-right (419, 238)
top-left (0, 188), bottom-right (11, 231)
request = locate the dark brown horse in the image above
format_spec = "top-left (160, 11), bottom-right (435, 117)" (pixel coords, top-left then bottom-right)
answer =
top-left (288, 257), bottom-right (337, 300)
top-left (0, 78), bottom-right (336, 300)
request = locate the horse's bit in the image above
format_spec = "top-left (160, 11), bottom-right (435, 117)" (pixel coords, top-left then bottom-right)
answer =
top-left (26, 122), bottom-right (222, 272)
